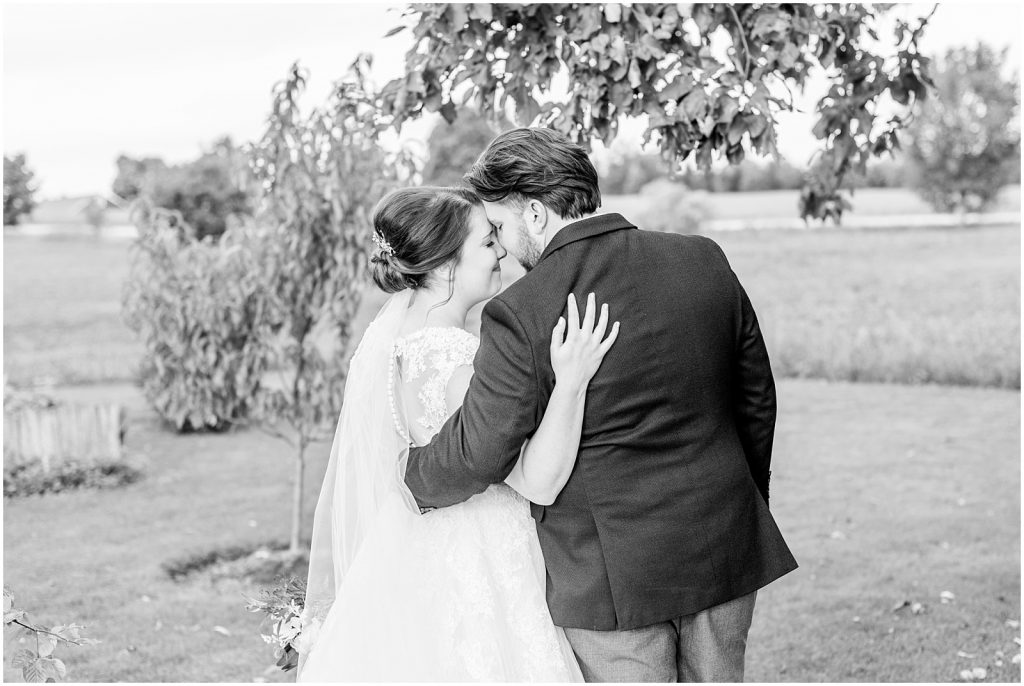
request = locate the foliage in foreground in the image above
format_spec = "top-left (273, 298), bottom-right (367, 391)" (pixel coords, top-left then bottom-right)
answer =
top-left (245, 577), bottom-right (308, 673)
top-left (4, 587), bottom-right (98, 683)
top-left (383, 3), bottom-right (936, 221)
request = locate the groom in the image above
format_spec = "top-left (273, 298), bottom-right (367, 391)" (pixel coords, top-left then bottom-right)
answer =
top-left (404, 127), bottom-right (797, 682)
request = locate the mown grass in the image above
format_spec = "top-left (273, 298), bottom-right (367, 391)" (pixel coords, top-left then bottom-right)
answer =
top-left (746, 380), bottom-right (1020, 682)
top-left (3, 378), bottom-right (1018, 682)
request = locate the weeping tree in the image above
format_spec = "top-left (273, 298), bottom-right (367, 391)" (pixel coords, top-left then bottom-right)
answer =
top-left (380, 3), bottom-right (936, 222)
top-left (250, 59), bottom-right (415, 554)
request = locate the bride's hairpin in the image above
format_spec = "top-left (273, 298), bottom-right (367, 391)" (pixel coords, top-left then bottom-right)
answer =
top-left (372, 231), bottom-right (395, 257)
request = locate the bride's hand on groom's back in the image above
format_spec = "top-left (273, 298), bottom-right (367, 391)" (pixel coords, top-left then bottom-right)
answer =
top-left (550, 292), bottom-right (620, 391)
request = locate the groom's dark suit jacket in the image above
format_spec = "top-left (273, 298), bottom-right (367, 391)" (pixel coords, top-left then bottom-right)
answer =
top-left (405, 213), bottom-right (797, 631)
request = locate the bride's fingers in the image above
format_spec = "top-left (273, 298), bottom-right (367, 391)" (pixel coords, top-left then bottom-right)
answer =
top-left (550, 317), bottom-right (566, 356)
top-left (593, 303), bottom-right (609, 341)
top-left (582, 292), bottom-right (596, 334)
top-left (598, 321), bottom-right (621, 354)
top-left (566, 293), bottom-right (580, 339)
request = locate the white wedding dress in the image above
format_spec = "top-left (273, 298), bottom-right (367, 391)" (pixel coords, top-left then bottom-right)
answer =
top-left (297, 320), bottom-right (583, 682)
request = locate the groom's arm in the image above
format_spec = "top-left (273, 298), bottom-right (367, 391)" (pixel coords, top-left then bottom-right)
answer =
top-left (731, 279), bottom-right (777, 505)
top-left (702, 236), bottom-right (776, 506)
top-left (404, 296), bottom-right (540, 510)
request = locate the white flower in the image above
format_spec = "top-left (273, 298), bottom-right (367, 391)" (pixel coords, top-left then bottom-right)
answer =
top-left (292, 616), bottom-right (323, 655)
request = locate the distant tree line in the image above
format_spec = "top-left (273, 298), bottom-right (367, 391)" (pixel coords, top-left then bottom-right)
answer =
top-left (113, 136), bottom-right (252, 241)
top-left (3, 154), bottom-right (37, 226)
top-left (599, 153), bottom-right (909, 196)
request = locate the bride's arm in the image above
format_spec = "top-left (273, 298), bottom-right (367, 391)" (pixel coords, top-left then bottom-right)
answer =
top-left (508, 293), bottom-right (618, 506)
top-left (444, 294), bottom-right (619, 506)
top-left (446, 367), bottom-right (588, 507)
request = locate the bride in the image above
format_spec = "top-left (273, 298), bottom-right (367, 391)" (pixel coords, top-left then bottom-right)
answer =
top-left (296, 186), bottom-right (619, 681)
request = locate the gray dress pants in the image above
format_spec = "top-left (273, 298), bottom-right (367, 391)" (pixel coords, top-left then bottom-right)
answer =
top-left (562, 591), bottom-right (758, 683)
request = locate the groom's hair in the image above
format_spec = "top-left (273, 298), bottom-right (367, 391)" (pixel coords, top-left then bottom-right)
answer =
top-left (464, 128), bottom-right (601, 219)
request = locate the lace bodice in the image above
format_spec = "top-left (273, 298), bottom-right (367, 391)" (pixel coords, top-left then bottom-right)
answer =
top-left (392, 326), bottom-right (479, 443)
top-left (299, 327), bottom-right (582, 682)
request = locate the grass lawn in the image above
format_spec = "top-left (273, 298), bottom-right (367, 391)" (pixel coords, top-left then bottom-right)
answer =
top-left (715, 224), bottom-right (1020, 389)
top-left (3, 378), bottom-right (1019, 682)
top-left (3, 235), bottom-right (143, 386)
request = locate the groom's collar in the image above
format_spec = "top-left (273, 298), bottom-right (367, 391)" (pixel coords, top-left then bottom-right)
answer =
top-left (538, 213), bottom-right (637, 262)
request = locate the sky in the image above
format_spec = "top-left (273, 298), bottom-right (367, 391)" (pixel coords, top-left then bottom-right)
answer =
top-left (3, 1), bottom-right (1021, 199)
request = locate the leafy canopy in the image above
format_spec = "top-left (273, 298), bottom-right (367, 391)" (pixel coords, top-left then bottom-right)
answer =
top-left (380, 3), bottom-right (936, 221)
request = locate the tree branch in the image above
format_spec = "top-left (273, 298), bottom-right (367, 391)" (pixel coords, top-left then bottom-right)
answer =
top-left (727, 5), bottom-right (752, 79)
top-left (12, 619), bottom-right (91, 646)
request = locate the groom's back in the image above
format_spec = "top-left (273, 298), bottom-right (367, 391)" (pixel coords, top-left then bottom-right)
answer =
top-left (495, 214), bottom-right (796, 631)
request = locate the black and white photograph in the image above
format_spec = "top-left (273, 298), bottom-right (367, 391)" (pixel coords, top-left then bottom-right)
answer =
top-left (2, 2), bottom-right (1021, 682)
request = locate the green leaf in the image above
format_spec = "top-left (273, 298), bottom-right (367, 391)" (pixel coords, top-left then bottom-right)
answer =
top-left (444, 4), bottom-right (468, 29)
top-left (716, 96), bottom-right (740, 124)
top-left (746, 113), bottom-right (768, 139)
top-left (779, 44), bottom-right (801, 71)
top-left (468, 4), bottom-right (492, 23)
top-left (727, 117), bottom-right (747, 145)
top-left (660, 76), bottom-right (693, 103)
top-left (572, 5), bottom-right (603, 39)
top-left (680, 89), bottom-right (707, 120)
top-left (628, 60), bottom-right (642, 89)
top-left (12, 649), bottom-right (36, 668)
top-left (439, 101), bottom-right (457, 124)
top-left (37, 657), bottom-right (66, 681)
top-left (36, 632), bottom-right (58, 658)
top-left (383, 25), bottom-right (405, 38)
top-left (23, 658), bottom-right (46, 683)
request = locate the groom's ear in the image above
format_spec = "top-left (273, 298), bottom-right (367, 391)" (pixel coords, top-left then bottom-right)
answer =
top-left (523, 199), bottom-right (548, 235)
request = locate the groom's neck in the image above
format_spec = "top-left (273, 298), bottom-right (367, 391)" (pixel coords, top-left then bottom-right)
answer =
top-left (543, 211), bottom-right (598, 248)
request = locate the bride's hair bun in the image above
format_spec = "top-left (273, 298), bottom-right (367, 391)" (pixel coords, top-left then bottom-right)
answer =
top-left (369, 186), bottom-right (481, 294)
top-left (370, 251), bottom-right (422, 294)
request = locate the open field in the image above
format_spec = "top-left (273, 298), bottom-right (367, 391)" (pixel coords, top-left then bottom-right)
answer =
top-left (716, 224), bottom-right (1020, 389)
top-left (3, 235), bottom-right (143, 386)
top-left (5, 219), bottom-right (1019, 389)
top-left (3, 378), bottom-right (1019, 682)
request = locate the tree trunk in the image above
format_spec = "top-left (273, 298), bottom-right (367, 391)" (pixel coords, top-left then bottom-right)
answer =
top-left (290, 440), bottom-right (306, 555)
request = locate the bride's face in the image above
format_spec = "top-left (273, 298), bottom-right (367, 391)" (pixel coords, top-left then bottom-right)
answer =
top-left (451, 205), bottom-right (507, 304)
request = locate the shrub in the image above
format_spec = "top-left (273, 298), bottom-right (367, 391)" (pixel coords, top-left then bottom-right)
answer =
top-left (3, 459), bottom-right (142, 498)
top-left (634, 179), bottom-right (712, 234)
top-left (906, 43), bottom-right (1021, 212)
top-left (122, 208), bottom-right (278, 431)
